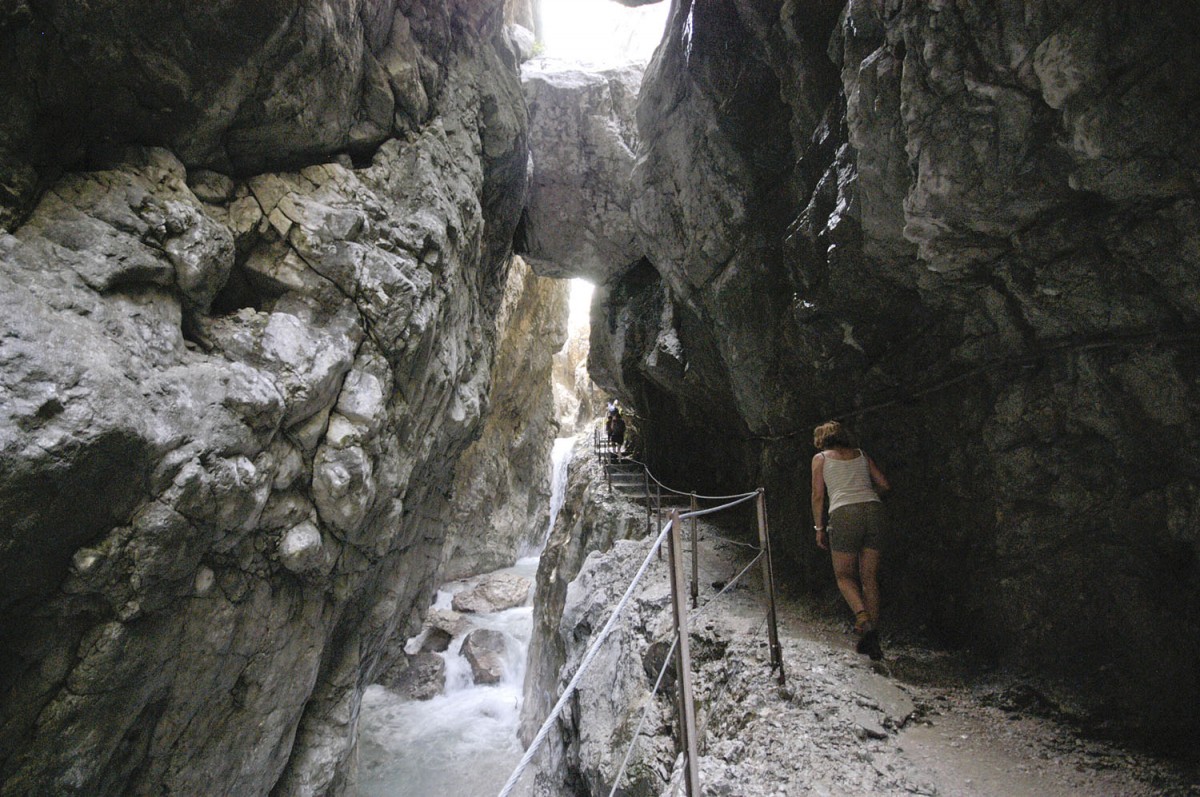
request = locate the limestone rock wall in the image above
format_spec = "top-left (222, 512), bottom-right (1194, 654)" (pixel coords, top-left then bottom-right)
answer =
top-left (594, 0), bottom-right (1200, 738)
top-left (554, 316), bottom-right (606, 436)
top-left (0, 2), bottom-right (536, 795)
top-left (520, 60), bottom-right (645, 284)
top-left (520, 451), bottom-right (651, 791)
top-left (439, 255), bottom-right (570, 580)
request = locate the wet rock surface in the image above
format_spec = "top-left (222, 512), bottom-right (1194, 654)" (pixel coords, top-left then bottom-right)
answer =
top-left (375, 652), bottom-right (446, 702)
top-left (0, 2), bottom-right (542, 794)
top-left (525, 459), bottom-right (1198, 797)
top-left (451, 572), bottom-right (532, 614)
top-left (594, 0), bottom-right (1200, 738)
top-left (461, 628), bottom-right (509, 685)
top-left (438, 256), bottom-right (569, 581)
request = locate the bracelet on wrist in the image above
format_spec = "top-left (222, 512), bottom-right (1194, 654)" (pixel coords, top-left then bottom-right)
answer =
top-left (814, 525), bottom-right (824, 532)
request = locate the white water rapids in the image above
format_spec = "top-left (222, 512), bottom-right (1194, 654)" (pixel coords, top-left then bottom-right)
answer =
top-left (358, 436), bottom-right (575, 797)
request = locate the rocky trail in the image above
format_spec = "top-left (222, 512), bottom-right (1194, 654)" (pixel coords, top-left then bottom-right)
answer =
top-left (631, 510), bottom-right (1199, 797)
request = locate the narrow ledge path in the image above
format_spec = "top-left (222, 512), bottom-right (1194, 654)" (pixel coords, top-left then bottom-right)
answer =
top-left (623, 506), bottom-right (1197, 797)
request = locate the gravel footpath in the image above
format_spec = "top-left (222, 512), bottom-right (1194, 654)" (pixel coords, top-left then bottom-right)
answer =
top-left (662, 520), bottom-right (1199, 797)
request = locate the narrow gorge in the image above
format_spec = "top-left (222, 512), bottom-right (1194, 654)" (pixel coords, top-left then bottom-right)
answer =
top-left (0, 1), bottom-right (1197, 796)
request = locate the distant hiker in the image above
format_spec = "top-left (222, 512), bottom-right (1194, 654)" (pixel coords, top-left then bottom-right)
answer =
top-left (608, 408), bottom-right (626, 458)
top-left (810, 420), bottom-right (891, 660)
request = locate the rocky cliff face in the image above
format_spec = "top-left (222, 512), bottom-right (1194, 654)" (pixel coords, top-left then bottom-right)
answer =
top-left (439, 255), bottom-right (569, 580)
top-left (520, 59), bottom-right (645, 285)
top-left (589, 0), bottom-right (1200, 740)
top-left (520, 451), bottom-right (654, 793)
top-left (0, 2), bottom-right (540, 795)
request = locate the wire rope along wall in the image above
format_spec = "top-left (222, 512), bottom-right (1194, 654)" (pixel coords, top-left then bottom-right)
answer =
top-left (503, 439), bottom-right (782, 797)
top-left (496, 517), bottom-right (675, 797)
top-left (496, 488), bottom-right (772, 797)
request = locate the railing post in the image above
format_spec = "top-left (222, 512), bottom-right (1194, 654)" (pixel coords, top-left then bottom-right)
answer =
top-left (689, 492), bottom-right (699, 609)
top-left (667, 511), bottom-right (702, 797)
top-left (644, 469), bottom-right (652, 539)
top-left (755, 488), bottom-right (786, 686)
top-left (655, 482), bottom-right (662, 545)
top-left (597, 430), bottom-right (612, 493)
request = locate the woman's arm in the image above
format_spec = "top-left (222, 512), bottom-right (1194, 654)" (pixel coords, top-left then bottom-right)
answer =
top-left (811, 453), bottom-right (828, 550)
top-left (867, 455), bottom-right (891, 494)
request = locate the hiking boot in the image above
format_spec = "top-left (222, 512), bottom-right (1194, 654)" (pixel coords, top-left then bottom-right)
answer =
top-left (856, 630), bottom-right (883, 660)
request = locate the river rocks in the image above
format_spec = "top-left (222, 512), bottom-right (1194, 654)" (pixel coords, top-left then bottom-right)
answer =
top-left (0, 2), bottom-right (537, 795)
top-left (521, 60), bottom-right (644, 284)
top-left (461, 629), bottom-right (510, 685)
top-left (375, 652), bottom-right (447, 702)
top-left (595, 0), bottom-right (1200, 740)
top-left (451, 573), bottom-right (532, 614)
top-left (429, 608), bottom-right (474, 640)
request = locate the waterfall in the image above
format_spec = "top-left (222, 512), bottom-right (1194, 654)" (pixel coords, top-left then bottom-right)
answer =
top-left (359, 437), bottom-right (576, 797)
top-left (531, 435), bottom-right (575, 554)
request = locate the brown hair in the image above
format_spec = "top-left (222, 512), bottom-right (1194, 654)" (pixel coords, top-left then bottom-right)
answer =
top-left (813, 420), bottom-right (853, 450)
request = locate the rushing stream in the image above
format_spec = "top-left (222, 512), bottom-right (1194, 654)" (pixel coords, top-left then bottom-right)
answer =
top-left (358, 437), bottom-right (575, 797)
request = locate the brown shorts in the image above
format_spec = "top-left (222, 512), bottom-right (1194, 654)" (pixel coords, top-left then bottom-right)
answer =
top-left (828, 501), bottom-right (886, 553)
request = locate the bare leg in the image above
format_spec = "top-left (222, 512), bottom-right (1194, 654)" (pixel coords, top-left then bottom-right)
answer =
top-left (831, 551), bottom-right (866, 618)
top-left (859, 547), bottom-right (882, 627)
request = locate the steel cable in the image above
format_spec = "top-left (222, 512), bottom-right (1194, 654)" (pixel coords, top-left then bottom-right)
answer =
top-left (496, 519), bottom-right (674, 797)
top-left (606, 634), bottom-right (681, 797)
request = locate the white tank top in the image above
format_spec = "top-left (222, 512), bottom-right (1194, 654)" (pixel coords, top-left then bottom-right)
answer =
top-left (822, 450), bottom-right (880, 513)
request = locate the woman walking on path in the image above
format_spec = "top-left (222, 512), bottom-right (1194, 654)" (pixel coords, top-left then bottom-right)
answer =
top-left (811, 420), bottom-right (891, 659)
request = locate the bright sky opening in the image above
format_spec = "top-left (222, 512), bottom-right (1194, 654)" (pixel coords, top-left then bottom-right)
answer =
top-left (568, 278), bottom-right (594, 334)
top-left (540, 0), bottom-right (670, 67)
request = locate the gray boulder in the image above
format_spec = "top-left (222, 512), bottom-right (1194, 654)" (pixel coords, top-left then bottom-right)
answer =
top-left (375, 652), bottom-right (446, 702)
top-left (461, 629), bottom-right (508, 685)
top-left (428, 608), bottom-right (474, 640)
top-left (451, 573), bottom-right (532, 614)
top-left (521, 60), bottom-right (645, 284)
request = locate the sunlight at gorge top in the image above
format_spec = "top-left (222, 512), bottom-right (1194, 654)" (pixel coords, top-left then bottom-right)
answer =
top-left (540, 0), bottom-right (670, 67)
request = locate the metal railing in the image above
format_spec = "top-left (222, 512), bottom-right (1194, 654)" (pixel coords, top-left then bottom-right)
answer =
top-left (497, 434), bottom-right (786, 797)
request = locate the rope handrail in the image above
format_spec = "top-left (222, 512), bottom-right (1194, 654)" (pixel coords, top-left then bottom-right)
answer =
top-left (496, 517), bottom-right (674, 797)
top-left (502, 431), bottom-right (780, 797)
top-left (606, 540), bottom-right (766, 794)
top-left (625, 454), bottom-right (758, 502)
top-left (714, 535), bottom-right (762, 552)
top-left (607, 633), bottom-right (681, 797)
top-left (678, 490), bottom-right (760, 519)
top-left (497, 488), bottom-right (764, 797)
top-left (690, 550), bottom-right (764, 621)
